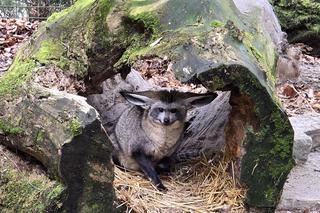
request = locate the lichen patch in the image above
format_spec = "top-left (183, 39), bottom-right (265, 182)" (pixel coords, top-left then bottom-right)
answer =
top-left (88, 162), bottom-right (113, 183)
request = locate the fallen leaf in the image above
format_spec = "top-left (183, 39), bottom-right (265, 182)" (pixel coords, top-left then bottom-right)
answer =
top-left (0, 18), bottom-right (39, 74)
top-left (282, 84), bottom-right (297, 98)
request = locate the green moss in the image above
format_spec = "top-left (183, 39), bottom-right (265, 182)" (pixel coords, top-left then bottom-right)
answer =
top-left (119, 27), bottom-right (197, 67)
top-left (241, 113), bottom-right (293, 207)
top-left (242, 32), bottom-right (276, 86)
top-left (206, 76), bottom-right (225, 90)
top-left (0, 57), bottom-right (36, 96)
top-left (33, 39), bottom-right (65, 65)
top-left (117, 33), bottom-right (152, 65)
top-left (39, 0), bottom-right (109, 79)
top-left (57, 56), bottom-right (70, 70)
top-left (47, 184), bottom-right (65, 200)
top-left (129, 0), bottom-right (166, 17)
top-left (114, 9), bottom-right (164, 66)
top-left (271, 0), bottom-right (320, 54)
top-left (0, 169), bottom-right (64, 212)
top-left (271, 0), bottom-right (320, 32)
top-left (241, 100), bottom-right (294, 208)
top-left (46, 0), bottom-right (95, 25)
top-left (236, 72), bottom-right (294, 207)
top-left (125, 46), bottom-right (152, 64)
top-left (128, 11), bottom-right (161, 35)
top-left (269, 111), bottom-right (294, 163)
top-left (36, 130), bottom-right (45, 143)
top-left (243, 33), bottom-right (263, 60)
top-left (0, 119), bottom-right (24, 135)
top-left (69, 118), bottom-right (82, 136)
top-left (57, 0), bottom-right (117, 80)
top-left (264, 188), bottom-right (277, 204)
top-left (126, 0), bottom-right (162, 35)
top-left (210, 20), bottom-right (224, 28)
top-left (81, 203), bottom-right (102, 212)
top-left (93, 0), bottom-right (112, 47)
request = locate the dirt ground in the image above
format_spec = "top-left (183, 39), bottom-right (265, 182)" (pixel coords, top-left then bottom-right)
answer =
top-left (276, 52), bottom-right (320, 116)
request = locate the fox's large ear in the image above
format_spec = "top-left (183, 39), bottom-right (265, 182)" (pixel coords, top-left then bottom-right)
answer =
top-left (184, 92), bottom-right (218, 108)
top-left (120, 91), bottom-right (154, 109)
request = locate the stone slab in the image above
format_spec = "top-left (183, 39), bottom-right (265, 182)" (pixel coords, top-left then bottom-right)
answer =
top-left (289, 113), bottom-right (320, 164)
top-left (277, 113), bottom-right (320, 212)
top-left (277, 152), bottom-right (320, 212)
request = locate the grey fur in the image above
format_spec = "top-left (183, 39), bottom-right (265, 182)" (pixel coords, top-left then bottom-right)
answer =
top-left (113, 89), bottom-right (217, 189)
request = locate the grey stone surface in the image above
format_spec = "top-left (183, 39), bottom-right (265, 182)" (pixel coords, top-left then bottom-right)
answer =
top-left (292, 134), bottom-right (313, 164)
top-left (277, 113), bottom-right (320, 212)
top-left (233, 0), bottom-right (283, 45)
top-left (289, 113), bottom-right (320, 164)
top-left (277, 152), bottom-right (320, 212)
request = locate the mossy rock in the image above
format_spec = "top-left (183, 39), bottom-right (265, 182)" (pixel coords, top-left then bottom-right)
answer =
top-left (0, 0), bottom-right (117, 211)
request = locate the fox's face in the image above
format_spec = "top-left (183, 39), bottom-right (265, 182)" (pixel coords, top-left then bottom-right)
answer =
top-left (120, 89), bottom-right (217, 126)
top-left (148, 102), bottom-right (187, 126)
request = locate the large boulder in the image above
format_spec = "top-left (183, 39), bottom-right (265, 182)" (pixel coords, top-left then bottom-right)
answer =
top-left (0, 0), bottom-right (294, 211)
top-left (0, 85), bottom-right (114, 212)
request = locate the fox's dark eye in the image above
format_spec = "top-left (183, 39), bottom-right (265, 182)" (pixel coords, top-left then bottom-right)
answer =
top-left (170, 108), bottom-right (177, 113)
top-left (158, 108), bottom-right (164, 112)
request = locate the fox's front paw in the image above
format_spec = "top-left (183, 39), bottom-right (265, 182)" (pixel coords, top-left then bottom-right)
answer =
top-left (156, 183), bottom-right (167, 192)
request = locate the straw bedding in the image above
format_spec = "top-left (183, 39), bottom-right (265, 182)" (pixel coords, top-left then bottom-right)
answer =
top-left (114, 157), bottom-right (246, 213)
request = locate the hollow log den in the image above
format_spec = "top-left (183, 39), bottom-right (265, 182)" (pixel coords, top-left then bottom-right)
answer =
top-left (0, 0), bottom-right (295, 212)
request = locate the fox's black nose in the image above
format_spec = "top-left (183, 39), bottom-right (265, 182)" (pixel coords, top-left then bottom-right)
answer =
top-left (163, 118), bottom-right (170, 125)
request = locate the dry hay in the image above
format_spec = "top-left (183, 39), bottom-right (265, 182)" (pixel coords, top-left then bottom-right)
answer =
top-left (114, 158), bottom-right (246, 213)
